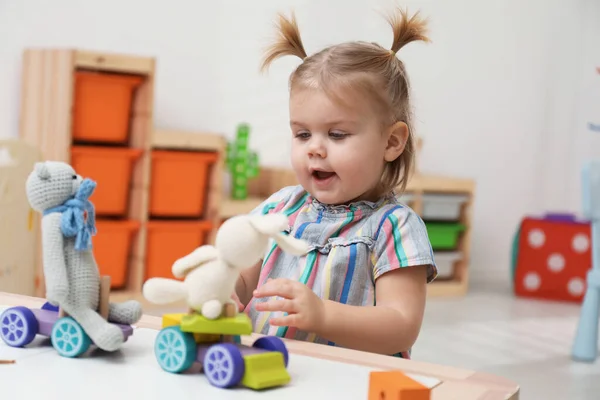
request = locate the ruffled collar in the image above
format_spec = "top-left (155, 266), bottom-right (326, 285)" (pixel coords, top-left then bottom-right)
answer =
top-left (308, 191), bottom-right (396, 216)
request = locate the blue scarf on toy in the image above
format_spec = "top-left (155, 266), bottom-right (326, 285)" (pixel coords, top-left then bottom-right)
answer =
top-left (43, 179), bottom-right (97, 251)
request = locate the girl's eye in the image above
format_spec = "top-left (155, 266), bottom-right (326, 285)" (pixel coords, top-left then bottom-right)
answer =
top-left (329, 131), bottom-right (348, 140)
top-left (295, 131), bottom-right (311, 139)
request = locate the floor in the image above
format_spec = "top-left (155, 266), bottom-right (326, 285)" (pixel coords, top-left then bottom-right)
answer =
top-left (413, 280), bottom-right (600, 399)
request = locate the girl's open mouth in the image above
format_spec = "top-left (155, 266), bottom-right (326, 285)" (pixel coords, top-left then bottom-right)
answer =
top-left (312, 170), bottom-right (336, 180)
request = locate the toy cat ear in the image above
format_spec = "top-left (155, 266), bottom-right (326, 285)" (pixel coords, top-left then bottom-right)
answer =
top-left (248, 213), bottom-right (289, 235)
top-left (34, 162), bottom-right (51, 180)
top-left (171, 245), bottom-right (219, 278)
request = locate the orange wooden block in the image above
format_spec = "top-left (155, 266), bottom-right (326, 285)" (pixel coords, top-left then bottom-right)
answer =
top-left (368, 371), bottom-right (430, 400)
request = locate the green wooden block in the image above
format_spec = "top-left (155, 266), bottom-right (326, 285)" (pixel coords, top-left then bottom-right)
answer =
top-left (179, 312), bottom-right (253, 335)
top-left (241, 352), bottom-right (291, 390)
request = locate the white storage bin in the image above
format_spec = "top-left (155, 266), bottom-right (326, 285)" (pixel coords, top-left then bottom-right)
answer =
top-left (422, 194), bottom-right (468, 221)
top-left (433, 251), bottom-right (461, 279)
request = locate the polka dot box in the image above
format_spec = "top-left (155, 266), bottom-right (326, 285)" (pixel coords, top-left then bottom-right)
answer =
top-left (512, 213), bottom-right (590, 303)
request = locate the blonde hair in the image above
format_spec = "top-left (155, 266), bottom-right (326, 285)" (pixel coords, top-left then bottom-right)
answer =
top-left (261, 8), bottom-right (430, 195)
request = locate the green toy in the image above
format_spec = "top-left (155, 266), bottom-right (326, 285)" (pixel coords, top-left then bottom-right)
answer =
top-left (226, 124), bottom-right (259, 200)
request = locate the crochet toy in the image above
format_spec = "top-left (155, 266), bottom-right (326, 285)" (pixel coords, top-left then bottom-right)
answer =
top-left (25, 161), bottom-right (143, 352)
top-left (142, 213), bottom-right (308, 319)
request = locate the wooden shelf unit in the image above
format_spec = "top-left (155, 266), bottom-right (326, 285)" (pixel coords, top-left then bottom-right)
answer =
top-left (18, 48), bottom-right (155, 299)
top-left (403, 173), bottom-right (475, 297)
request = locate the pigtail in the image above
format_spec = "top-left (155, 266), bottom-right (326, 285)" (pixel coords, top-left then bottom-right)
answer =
top-left (386, 8), bottom-right (430, 55)
top-left (260, 11), bottom-right (308, 73)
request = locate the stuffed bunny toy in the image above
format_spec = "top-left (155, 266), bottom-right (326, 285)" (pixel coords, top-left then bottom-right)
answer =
top-left (25, 161), bottom-right (143, 352)
top-left (142, 213), bottom-right (308, 319)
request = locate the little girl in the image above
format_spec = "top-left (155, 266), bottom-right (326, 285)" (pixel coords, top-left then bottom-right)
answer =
top-left (234, 8), bottom-right (437, 358)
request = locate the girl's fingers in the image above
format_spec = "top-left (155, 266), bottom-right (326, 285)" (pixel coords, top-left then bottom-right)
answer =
top-left (255, 298), bottom-right (296, 313)
top-left (269, 313), bottom-right (298, 327)
top-left (253, 278), bottom-right (296, 299)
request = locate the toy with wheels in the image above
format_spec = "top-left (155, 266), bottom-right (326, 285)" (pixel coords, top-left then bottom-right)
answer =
top-left (154, 303), bottom-right (290, 390)
top-left (0, 276), bottom-right (134, 358)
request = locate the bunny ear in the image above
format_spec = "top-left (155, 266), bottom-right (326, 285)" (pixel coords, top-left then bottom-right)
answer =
top-left (248, 213), bottom-right (289, 235)
top-left (171, 245), bottom-right (219, 278)
top-left (271, 232), bottom-right (309, 256)
top-left (34, 162), bottom-right (51, 180)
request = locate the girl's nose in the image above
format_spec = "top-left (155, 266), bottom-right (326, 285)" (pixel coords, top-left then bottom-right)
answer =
top-left (308, 139), bottom-right (327, 158)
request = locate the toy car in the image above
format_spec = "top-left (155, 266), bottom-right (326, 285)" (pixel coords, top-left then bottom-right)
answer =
top-left (0, 277), bottom-right (134, 358)
top-left (154, 306), bottom-right (290, 390)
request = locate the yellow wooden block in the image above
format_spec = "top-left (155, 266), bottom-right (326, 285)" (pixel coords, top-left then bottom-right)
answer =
top-left (161, 313), bottom-right (184, 328)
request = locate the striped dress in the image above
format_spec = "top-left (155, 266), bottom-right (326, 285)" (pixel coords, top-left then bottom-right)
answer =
top-left (244, 185), bottom-right (437, 358)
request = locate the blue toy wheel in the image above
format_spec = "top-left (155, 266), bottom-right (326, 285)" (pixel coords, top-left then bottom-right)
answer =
top-left (154, 326), bottom-right (196, 373)
top-left (41, 302), bottom-right (59, 312)
top-left (252, 336), bottom-right (289, 367)
top-left (0, 306), bottom-right (39, 347)
top-left (51, 317), bottom-right (92, 358)
top-left (203, 343), bottom-right (245, 388)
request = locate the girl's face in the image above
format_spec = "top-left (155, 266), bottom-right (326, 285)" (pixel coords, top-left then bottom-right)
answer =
top-left (289, 87), bottom-right (390, 205)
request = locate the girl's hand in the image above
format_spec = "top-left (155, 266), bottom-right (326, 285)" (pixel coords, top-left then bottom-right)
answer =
top-left (230, 292), bottom-right (245, 312)
top-left (253, 278), bottom-right (325, 332)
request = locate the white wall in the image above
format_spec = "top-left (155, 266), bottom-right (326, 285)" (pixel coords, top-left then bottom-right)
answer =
top-left (0, 0), bottom-right (596, 286)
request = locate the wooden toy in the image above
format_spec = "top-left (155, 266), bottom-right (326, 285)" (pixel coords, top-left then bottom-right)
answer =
top-left (226, 123), bottom-right (259, 200)
top-left (0, 282), bottom-right (134, 358)
top-left (154, 303), bottom-right (290, 389)
top-left (0, 161), bottom-right (142, 357)
top-left (142, 212), bottom-right (309, 389)
top-left (572, 160), bottom-right (600, 362)
top-left (369, 370), bottom-right (431, 399)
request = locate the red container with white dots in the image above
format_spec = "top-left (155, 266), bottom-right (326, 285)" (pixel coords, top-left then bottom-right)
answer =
top-left (513, 213), bottom-right (590, 303)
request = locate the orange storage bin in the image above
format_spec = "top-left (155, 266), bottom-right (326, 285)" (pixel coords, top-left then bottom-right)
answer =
top-left (71, 146), bottom-right (143, 216)
top-left (94, 219), bottom-right (140, 289)
top-left (72, 71), bottom-right (144, 144)
top-left (145, 220), bottom-right (213, 280)
top-left (149, 150), bottom-right (218, 217)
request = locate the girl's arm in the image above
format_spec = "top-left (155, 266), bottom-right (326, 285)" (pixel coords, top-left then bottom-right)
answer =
top-left (316, 265), bottom-right (428, 355)
top-left (235, 260), bottom-right (263, 306)
top-left (254, 208), bottom-right (435, 354)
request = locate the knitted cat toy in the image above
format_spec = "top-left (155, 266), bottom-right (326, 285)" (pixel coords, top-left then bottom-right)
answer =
top-left (25, 161), bottom-right (143, 352)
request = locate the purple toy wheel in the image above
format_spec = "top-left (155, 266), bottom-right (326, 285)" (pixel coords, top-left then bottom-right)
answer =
top-left (0, 306), bottom-right (39, 347)
top-left (252, 336), bottom-right (289, 367)
top-left (203, 343), bottom-right (245, 388)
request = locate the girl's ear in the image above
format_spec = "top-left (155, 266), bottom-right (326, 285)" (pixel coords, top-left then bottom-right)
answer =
top-left (384, 121), bottom-right (409, 162)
